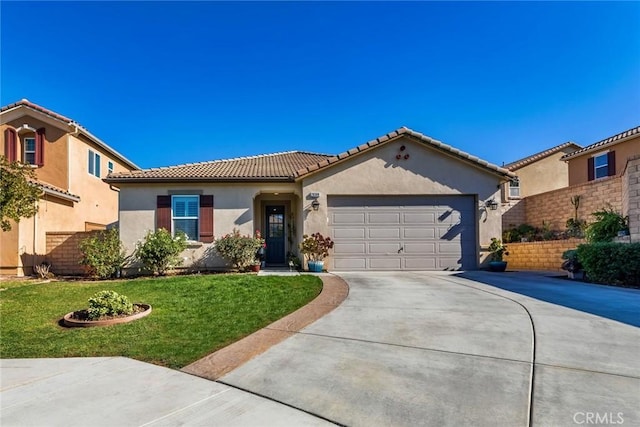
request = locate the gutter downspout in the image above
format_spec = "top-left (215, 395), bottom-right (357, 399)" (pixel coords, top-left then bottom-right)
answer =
top-left (33, 198), bottom-right (38, 275)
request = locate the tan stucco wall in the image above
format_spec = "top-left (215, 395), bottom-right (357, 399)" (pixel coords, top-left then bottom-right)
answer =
top-left (300, 136), bottom-right (506, 269)
top-left (507, 149), bottom-right (575, 199)
top-left (118, 182), bottom-right (301, 272)
top-left (567, 135), bottom-right (640, 186)
top-left (1, 116), bottom-right (69, 189)
top-left (0, 222), bottom-right (19, 275)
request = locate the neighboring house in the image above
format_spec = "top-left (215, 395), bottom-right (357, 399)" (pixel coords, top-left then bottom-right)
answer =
top-left (0, 99), bottom-right (139, 276)
top-left (106, 127), bottom-right (515, 272)
top-left (502, 141), bottom-right (582, 200)
top-left (561, 125), bottom-right (640, 186)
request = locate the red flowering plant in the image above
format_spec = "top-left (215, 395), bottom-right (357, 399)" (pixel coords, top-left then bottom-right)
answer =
top-left (215, 228), bottom-right (265, 271)
top-left (299, 233), bottom-right (334, 262)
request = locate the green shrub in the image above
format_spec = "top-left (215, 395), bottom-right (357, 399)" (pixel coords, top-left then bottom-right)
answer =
top-left (135, 228), bottom-right (187, 275)
top-left (565, 218), bottom-right (587, 238)
top-left (577, 243), bottom-right (640, 286)
top-left (503, 223), bottom-right (537, 243)
top-left (561, 249), bottom-right (581, 273)
top-left (585, 207), bottom-right (629, 243)
top-left (215, 229), bottom-right (265, 271)
top-left (87, 290), bottom-right (134, 320)
top-left (488, 238), bottom-right (508, 262)
top-left (79, 229), bottom-right (127, 279)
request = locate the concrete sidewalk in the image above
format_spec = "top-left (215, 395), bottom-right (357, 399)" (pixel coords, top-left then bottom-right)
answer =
top-left (0, 357), bottom-right (332, 426)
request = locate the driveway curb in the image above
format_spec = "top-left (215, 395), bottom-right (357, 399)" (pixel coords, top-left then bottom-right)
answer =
top-left (181, 274), bottom-right (349, 380)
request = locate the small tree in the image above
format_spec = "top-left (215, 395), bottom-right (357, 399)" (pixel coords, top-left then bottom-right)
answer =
top-left (0, 156), bottom-right (42, 231)
top-left (79, 229), bottom-right (127, 279)
top-left (135, 228), bottom-right (187, 275)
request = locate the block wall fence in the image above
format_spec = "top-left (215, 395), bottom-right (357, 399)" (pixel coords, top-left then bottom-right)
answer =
top-left (503, 239), bottom-right (585, 272)
top-left (46, 231), bottom-right (98, 275)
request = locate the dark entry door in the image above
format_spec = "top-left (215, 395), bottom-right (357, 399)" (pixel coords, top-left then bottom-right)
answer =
top-left (265, 205), bottom-right (285, 264)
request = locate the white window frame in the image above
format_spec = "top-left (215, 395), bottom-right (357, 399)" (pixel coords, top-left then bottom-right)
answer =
top-left (172, 195), bottom-right (199, 241)
top-left (88, 150), bottom-right (101, 178)
top-left (594, 153), bottom-right (608, 179)
top-left (108, 161), bottom-right (114, 174)
top-left (24, 137), bottom-right (36, 165)
top-left (509, 178), bottom-right (520, 199)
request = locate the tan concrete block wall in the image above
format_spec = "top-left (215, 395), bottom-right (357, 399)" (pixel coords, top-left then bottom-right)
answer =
top-left (46, 231), bottom-right (98, 275)
top-left (504, 239), bottom-right (585, 272)
top-left (523, 176), bottom-right (622, 231)
top-left (502, 199), bottom-right (526, 229)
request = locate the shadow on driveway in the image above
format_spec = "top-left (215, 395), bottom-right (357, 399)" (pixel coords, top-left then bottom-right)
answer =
top-left (454, 271), bottom-right (640, 328)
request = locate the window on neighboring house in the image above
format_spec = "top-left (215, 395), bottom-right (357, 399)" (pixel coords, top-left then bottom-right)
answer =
top-left (588, 151), bottom-right (616, 181)
top-left (509, 179), bottom-right (520, 198)
top-left (88, 150), bottom-right (101, 177)
top-left (108, 161), bottom-right (114, 174)
top-left (24, 137), bottom-right (36, 165)
top-left (172, 196), bottom-right (199, 240)
top-left (594, 153), bottom-right (609, 179)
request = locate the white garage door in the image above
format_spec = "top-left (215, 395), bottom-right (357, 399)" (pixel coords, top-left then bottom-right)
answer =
top-left (328, 195), bottom-right (477, 271)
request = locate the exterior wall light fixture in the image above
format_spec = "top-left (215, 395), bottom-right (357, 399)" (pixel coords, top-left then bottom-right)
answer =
top-left (485, 199), bottom-right (499, 210)
top-left (311, 200), bottom-right (320, 211)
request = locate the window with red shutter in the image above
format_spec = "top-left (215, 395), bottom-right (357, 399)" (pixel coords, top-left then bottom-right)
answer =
top-left (199, 195), bottom-right (214, 243)
top-left (157, 195), bottom-right (171, 231)
top-left (4, 128), bottom-right (17, 162)
top-left (35, 128), bottom-right (45, 166)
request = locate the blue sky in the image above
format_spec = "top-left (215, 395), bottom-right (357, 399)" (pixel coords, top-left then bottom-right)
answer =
top-left (2, 1), bottom-right (639, 170)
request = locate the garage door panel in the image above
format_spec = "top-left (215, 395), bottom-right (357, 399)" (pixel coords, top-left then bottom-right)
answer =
top-left (328, 195), bottom-right (476, 271)
top-left (403, 243), bottom-right (436, 254)
top-left (404, 257), bottom-right (437, 269)
top-left (332, 213), bottom-right (365, 225)
top-left (369, 228), bottom-right (401, 239)
top-left (368, 213), bottom-right (401, 224)
top-left (403, 228), bottom-right (436, 239)
top-left (369, 243), bottom-right (401, 254)
top-left (403, 212), bottom-right (436, 224)
top-left (439, 242), bottom-right (465, 254)
top-left (334, 243), bottom-right (366, 254)
top-left (334, 258), bottom-right (367, 270)
top-left (333, 228), bottom-right (366, 239)
top-left (369, 258), bottom-right (402, 269)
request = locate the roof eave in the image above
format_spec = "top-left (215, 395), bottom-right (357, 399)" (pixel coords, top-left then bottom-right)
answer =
top-left (103, 176), bottom-right (296, 184)
top-left (561, 134), bottom-right (638, 161)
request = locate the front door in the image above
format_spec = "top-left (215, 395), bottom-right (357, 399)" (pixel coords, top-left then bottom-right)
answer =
top-left (265, 205), bottom-right (285, 264)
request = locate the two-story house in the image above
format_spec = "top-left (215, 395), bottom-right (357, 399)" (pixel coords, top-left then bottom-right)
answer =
top-left (1, 99), bottom-right (138, 276)
top-left (560, 125), bottom-right (640, 186)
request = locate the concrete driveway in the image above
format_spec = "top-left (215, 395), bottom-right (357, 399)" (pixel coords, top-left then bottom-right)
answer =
top-left (221, 272), bottom-right (640, 426)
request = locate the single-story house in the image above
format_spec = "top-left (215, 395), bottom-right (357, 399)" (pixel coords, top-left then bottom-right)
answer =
top-left (105, 127), bottom-right (515, 271)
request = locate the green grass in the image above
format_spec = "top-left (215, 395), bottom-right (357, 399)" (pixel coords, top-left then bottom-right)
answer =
top-left (0, 274), bottom-right (322, 369)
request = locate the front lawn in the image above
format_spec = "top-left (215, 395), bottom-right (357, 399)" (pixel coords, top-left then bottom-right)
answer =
top-left (0, 274), bottom-right (322, 369)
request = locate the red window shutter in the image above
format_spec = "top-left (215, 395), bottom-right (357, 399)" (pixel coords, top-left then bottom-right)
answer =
top-left (199, 195), bottom-right (214, 243)
top-left (157, 195), bottom-right (171, 231)
top-left (607, 151), bottom-right (616, 176)
top-left (4, 128), bottom-right (17, 162)
top-left (35, 128), bottom-right (45, 166)
top-left (587, 157), bottom-right (594, 181)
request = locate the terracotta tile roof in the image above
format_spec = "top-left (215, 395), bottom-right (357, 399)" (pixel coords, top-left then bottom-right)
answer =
top-left (293, 127), bottom-right (516, 179)
top-left (560, 125), bottom-right (640, 160)
top-left (503, 142), bottom-right (582, 171)
top-left (29, 179), bottom-right (81, 202)
top-left (1, 99), bottom-right (74, 124)
top-left (1, 99), bottom-right (139, 170)
top-left (106, 127), bottom-right (515, 183)
top-left (105, 151), bottom-right (335, 182)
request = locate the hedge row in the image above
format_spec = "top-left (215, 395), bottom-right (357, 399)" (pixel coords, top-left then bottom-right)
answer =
top-left (577, 243), bottom-right (640, 287)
